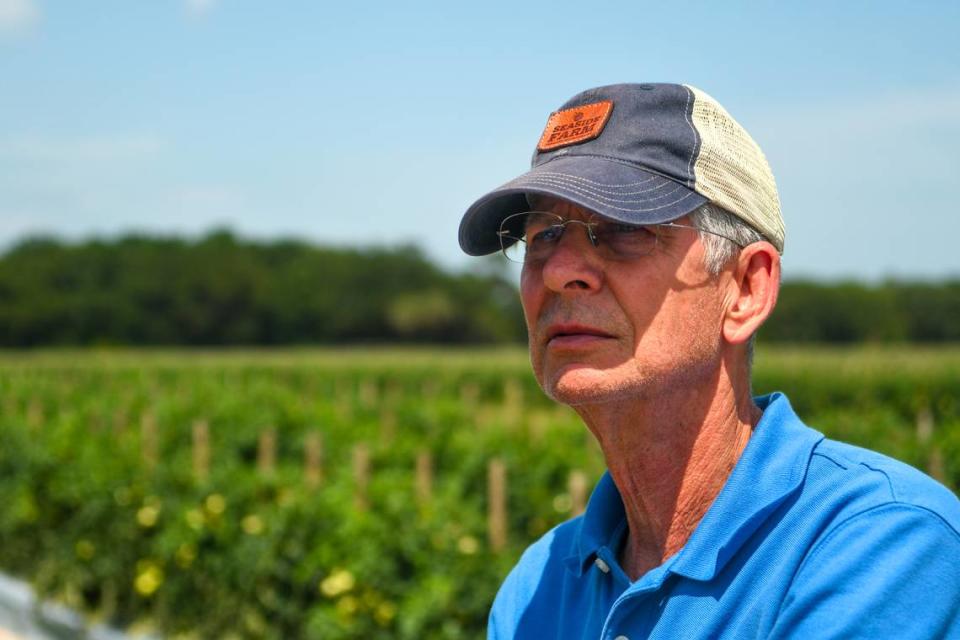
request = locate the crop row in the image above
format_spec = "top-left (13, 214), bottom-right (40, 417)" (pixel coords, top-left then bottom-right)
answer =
top-left (0, 348), bottom-right (958, 638)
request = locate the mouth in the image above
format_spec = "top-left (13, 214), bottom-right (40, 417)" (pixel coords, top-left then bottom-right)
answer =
top-left (545, 324), bottom-right (615, 347)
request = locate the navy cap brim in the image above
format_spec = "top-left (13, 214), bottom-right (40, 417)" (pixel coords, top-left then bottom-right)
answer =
top-left (458, 155), bottom-right (708, 256)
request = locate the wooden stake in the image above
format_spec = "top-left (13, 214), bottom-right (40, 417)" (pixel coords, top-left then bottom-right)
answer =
top-left (353, 443), bottom-right (370, 511)
top-left (916, 407), bottom-right (945, 481)
top-left (257, 427), bottom-right (277, 477)
top-left (916, 407), bottom-right (934, 443)
top-left (568, 470), bottom-right (588, 517)
top-left (304, 431), bottom-right (323, 488)
top-left (415, 449), bottom-right (433, 505)
top-left (929, 447), bottom-right (946, 482)
top-left (192, 419), bottom-right (210, 483)
top-left (488, 458), bottom-right (507, 552)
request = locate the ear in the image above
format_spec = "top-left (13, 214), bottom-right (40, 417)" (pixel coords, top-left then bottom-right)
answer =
top-left (722, 241), bottom-right (780, 345)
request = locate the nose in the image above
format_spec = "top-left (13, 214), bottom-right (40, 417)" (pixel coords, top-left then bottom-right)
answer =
top-left (538, 225), bottom-right (604, 293)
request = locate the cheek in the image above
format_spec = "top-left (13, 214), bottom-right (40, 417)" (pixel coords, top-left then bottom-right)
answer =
top-left (519, 270), bottom-right (545, 377)
top-left (519, 269), bottom-right (542, 332)
top-left (634, 289), bottom-right (723, 358)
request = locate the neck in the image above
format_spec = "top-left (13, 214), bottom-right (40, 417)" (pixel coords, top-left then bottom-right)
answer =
top-left (574, 359), bottom-right (759, 581)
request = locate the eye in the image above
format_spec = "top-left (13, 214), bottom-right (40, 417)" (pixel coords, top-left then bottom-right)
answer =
top-left (527, 225), bottom-right (564, 247)
top-left (597, 221), bottom-right (656, 239)
top-left (611, 222), bottom-right (652, 235)
top-left (595, 221), bottom-right (659, 257)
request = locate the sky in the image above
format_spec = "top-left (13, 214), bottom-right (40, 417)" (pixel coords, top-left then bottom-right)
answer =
top-left (1, 1), bottom-right (958, 281)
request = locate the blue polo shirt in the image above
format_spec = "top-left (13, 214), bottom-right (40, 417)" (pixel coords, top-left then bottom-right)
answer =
top-left (489, 393), bottom-right (960, 639)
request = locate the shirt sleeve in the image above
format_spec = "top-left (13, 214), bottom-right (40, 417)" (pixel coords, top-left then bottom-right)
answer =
top-left (769, 503), bottom-right (960, 639)
top-left (487, 531), bottom-right (556, 640)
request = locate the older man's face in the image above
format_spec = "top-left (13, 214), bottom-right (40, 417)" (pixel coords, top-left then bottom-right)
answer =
top-left (520, 197), bottom-right (729, 406)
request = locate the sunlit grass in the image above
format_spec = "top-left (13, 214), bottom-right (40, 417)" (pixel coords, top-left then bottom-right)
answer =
top-left (2, 344), bottom-right (958, 374)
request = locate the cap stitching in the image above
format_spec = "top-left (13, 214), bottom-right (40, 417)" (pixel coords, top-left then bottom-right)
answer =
top-left (565, 187), bottom-right (696, 213)
top-left (536, 153), bottom-right (685, 187)
top-left (511, 171), bottom-right (661, 190)
top-left (516, 175), bottom-right (687, 203)
top-left (512, 178), bottom-right (697, 212)
top-left (510, 172), bottom-right (672, 196)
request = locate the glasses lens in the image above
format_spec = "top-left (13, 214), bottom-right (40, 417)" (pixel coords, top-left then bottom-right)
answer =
top-left (498, 212), bottom-right (567, 264)
top-left (498, 212), bottom-right (528, 263)
top-left (502, 238), bottom-right (526, 263)
top-left (498, 211), bottom-right (667, 264)
top-left (593, 220), bottom-right (659, 259)
top-left (523, 212), bottom-right (568, 264)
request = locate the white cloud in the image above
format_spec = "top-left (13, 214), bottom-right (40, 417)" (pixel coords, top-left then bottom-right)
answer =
top-left (0, 0), bottom-right (39, 35)
top-left (185, 0), bottom-right (217, 17)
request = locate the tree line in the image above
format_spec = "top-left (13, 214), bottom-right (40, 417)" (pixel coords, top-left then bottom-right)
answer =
top-left (0, 231), bottom-right (956, 346)
top-left (763, 279), bottom-right (960, 343)
top-left (0, 231), bottom-right (524, 346)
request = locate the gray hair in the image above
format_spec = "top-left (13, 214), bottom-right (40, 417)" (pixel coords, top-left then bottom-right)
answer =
top-left (688, 203), bottom-right (768, 369)
top-left (688, 203), bottom-right (766, 275)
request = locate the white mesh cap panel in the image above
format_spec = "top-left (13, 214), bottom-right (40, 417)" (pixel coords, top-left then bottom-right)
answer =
top-left (685, 85), bottom-right (785, 253)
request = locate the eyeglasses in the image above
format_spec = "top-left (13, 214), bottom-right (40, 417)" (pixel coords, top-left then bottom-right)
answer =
top-left (496, 211), bottom-right (743, 265)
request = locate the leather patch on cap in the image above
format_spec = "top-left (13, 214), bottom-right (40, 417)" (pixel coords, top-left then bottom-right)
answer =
top-left (537, 100), bottom-right (613, 151)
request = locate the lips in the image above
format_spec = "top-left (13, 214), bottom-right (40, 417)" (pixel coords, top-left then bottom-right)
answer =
top-left (545, 323), bottom-right (614, 346)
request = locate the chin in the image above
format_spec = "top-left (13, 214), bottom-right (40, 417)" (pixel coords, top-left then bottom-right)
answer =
top-left (541, 364), bottom-right (641, 406)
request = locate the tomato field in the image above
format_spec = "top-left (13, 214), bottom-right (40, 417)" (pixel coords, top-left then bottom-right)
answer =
top-left (1, 347), bottom-right (958, 639)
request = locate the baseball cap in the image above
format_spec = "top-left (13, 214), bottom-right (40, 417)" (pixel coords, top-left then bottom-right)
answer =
top-left (458, 83), bottom-right (784, 256)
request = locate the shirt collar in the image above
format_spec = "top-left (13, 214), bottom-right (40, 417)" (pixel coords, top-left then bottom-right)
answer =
top-left (566, 392), bottom-right (824, 581)
top-left (564, 471), bottom-right (626, 576)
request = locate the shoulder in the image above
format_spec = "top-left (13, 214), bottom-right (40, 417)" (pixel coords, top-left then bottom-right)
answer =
top-left (488, 517), bottom-right (582, 639)
top-left (769, 438), bottom-right (960, 637)
top-left (807, 436), bottom-right (960, 536)
top-left (753, 392), bottom-right (960, 545)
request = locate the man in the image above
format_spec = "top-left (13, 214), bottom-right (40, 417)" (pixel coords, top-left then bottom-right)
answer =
top-left (457, 84), bottom-right (960, 639)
